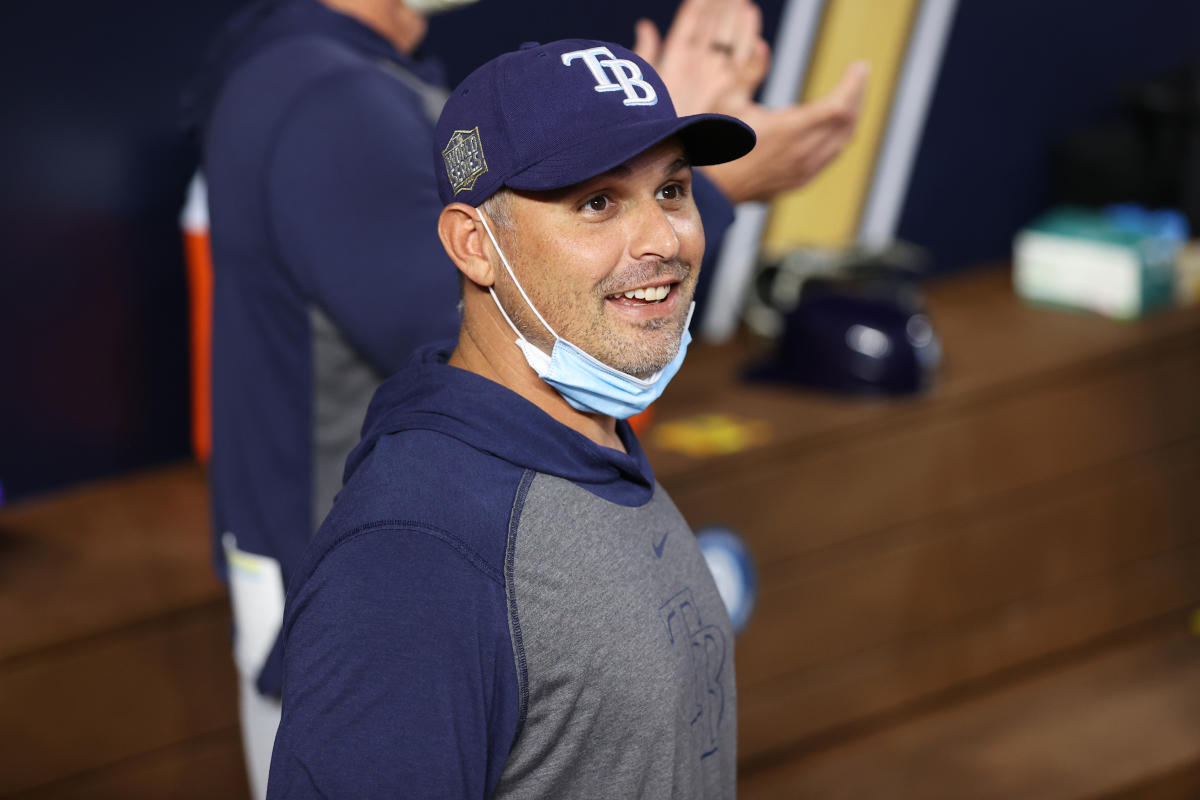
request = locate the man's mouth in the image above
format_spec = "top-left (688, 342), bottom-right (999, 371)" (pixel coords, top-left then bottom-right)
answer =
top-left (605, 282), bottom-right (674, 305)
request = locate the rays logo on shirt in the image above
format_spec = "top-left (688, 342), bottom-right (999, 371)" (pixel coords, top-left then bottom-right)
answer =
top-left (660, 588), bottom-right (727, 759)
top-left (561, 46), bottom-right (658, 107)
top-left (443, 127), bottom-right (488, 195)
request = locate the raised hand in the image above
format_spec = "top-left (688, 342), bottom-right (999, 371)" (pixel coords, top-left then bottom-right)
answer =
top-left (635, 1), bottom-right (869, 205)
top-left (706, 60), bottom-right (870, 204)
top-left (633, 0), bottom-right (770, 119)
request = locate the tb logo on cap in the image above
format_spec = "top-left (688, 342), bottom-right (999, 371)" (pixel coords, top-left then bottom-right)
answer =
top-left (561, 46), bottom-right (658, 108)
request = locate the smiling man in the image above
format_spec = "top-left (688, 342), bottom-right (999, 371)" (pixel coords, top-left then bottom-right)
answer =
top-left (444, 137), bottom-right (702, 452)
top-left (266, 39), bottom-right (754, 799)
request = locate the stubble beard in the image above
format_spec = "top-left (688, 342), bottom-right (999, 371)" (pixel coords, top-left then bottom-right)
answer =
top-left (510, 259), bottom-right (692, 379)
top-left (575, 303), bottom-right (686, 378)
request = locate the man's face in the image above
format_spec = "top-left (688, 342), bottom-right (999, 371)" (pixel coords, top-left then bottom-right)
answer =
top-left (489, 138), bottom-right (704, 379)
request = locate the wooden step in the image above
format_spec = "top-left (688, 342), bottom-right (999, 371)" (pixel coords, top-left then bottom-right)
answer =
top-left (739, 548), bottom-right (1200, 763)
top-left (737, 618), bottom-right (1200, 799)
top-left (0, 464), bottom-right (238, 796)
top-left (0, 600), bottom-right (239, 795)
top-left (643, 266), bottom-right (1200, 763)
top-left (665, 340), bottom-right (1200, 568)
top-left (9, 731), bottom-right (248, 800)
top-left (729, 435), bottom-right (1200, 753)
top-left (0, 463), bottom-right (220, 660)
top-left (738, 439), bottom-right (1200, 692)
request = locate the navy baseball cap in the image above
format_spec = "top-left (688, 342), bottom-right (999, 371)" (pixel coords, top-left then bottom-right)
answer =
top-left (434, 39), bottom-right (756, 205)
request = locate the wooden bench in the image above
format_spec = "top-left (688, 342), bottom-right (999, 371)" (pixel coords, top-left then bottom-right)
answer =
top-left (0, 465), bottom-right (246, 798)
top-left (649, 265), bottom-right (1200, 793)
top-left (2, 264), bottom-right (1198, 797)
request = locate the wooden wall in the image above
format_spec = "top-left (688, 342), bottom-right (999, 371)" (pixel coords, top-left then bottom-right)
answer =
top-left (648, 265), bottom-right (1200, 793)
top-left (2, 265), bottom-right (1198, 797)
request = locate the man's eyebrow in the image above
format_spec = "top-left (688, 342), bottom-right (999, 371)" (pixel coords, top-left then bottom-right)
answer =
top-left (664, 157), bottom-right (692, 175)
top-left (602, 156), bottom-right (692, 181)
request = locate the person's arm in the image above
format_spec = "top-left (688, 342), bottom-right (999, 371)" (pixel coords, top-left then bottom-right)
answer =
top-left (634, 0), bottom-right (769, 120)
top-left (266, 69), bottom-right (461, 376)
top-left (267, 526), bottom-right (520, 798)
top-left (703, 61), bottom-right (869, 204)
top-left (635, 0), bottom-right (869, 204)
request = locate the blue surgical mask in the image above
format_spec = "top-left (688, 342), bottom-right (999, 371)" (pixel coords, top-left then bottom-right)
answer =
top-left (477, 210), bottom-right (693, 420)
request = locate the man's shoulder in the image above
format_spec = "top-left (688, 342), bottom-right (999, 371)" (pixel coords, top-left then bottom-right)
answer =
top-left (212, 33), bottom-right (422, 136)
top-left (340, 426), bottom-right (521, 503)
top-left (310, 428), bottom-right (528, 583)
top-left (233, 29), bottom-right (374, 87)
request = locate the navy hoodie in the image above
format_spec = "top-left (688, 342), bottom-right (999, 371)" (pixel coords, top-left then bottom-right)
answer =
top-left (267, 343), bottom-right (737, 798)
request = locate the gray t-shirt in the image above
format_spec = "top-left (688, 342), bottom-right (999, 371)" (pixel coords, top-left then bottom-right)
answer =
top-left (496, 474), bottom-right (736, 798)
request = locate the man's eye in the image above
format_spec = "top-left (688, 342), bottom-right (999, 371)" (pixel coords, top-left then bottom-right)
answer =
top-left (658, 183), bottom-right (683, 201)
top-left (584, 195), bottom-right (610, 212)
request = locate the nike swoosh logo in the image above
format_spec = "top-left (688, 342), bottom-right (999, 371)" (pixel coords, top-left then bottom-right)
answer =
top-left (653, 531), bottom-right (669, 558)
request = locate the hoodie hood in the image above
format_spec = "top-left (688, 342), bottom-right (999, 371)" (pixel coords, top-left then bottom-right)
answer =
top-left (347, 342), bottom-right (657, 507)
top-left (182, 0), bottom-right (445, 138)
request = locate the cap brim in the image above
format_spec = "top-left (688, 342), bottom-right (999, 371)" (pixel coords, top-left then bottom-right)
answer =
top-left (504, 112), bottom-right (755, 193)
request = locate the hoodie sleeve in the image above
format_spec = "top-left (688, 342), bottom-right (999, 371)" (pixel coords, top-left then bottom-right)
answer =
top-left (267, 526), bottom-right (520, 799)
top-left (265, 68), bottom-right (461, 375)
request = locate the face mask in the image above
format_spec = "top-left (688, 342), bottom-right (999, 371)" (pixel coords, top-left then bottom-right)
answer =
top-left (476, 210), bottom-right (694, 420)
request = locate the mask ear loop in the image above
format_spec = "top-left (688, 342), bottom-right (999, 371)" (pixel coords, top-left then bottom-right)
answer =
top-left (476, 209), bottom-right (563, 344)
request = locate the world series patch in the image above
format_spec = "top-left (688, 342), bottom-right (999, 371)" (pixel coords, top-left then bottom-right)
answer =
top-left (442, 127), bottom-right (487, 195)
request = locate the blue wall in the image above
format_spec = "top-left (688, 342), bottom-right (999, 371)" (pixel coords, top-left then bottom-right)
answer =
top-left (897, 0), bottom-right (1200, 273)
top-left (1, 1), bottom-right (245, 500)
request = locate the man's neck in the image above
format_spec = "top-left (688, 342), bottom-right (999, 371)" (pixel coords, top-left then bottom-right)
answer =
top-left (319, 0), bottom-right (426, 54)
top-left (449, 303), bottom-right (627, 453)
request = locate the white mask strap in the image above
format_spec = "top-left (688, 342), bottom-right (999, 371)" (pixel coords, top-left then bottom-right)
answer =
top-left (488, 285), bottom-right (525, 340)
top-left (476, 209), bottom-right (562, 343)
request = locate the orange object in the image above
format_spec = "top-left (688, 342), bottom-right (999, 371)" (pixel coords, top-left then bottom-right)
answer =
top-left (181, 176), bottom-right (213, 464)
top-left (628, 404), bottom-right (654, 436)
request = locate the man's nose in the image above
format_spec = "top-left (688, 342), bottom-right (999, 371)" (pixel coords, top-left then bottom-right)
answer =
top-left (629, 201), bottom-right (681, 263)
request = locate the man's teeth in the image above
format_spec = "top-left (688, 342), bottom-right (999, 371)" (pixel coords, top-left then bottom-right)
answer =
top-left (619, 285), bottom-right (671, 302)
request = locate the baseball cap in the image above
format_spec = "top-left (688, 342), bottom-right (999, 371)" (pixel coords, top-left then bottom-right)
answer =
top-left (434, 39), bottom-right (756, 205)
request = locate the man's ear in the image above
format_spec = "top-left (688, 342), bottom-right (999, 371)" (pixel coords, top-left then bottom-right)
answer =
top-left (438, 203), bottom-right (495, 288)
